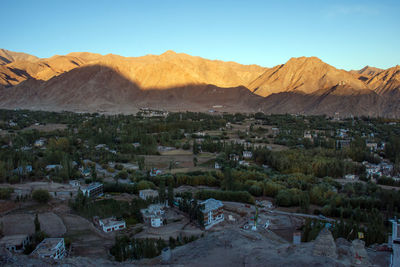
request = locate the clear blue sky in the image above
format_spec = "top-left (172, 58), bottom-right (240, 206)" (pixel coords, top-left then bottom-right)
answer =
top-left (1, 0), bottom-right (399, 70)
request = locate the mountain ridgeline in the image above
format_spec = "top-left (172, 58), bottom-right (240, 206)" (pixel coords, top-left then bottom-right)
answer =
top-left (0, 49), bottom-right (399, 117)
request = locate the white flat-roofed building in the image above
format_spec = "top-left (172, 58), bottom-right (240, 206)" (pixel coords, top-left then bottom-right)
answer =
top-left (141, 204), bottom-right (165, 228)
top-left (98, 217), bottom-right (126, 232)
top-left (80, 182), bottom-right (103, 198)
top-left (243, 151), bottom-right (253, 159)
top-left (0, 234), bottom-right (30, 253)
top-left (69, 180), bottom-right (80, 187)
top-left (139, 189), bottom-right (159, 200)
top-left (31, 238), bottom-right (65, 260)
top-left (200, 198), bottom-right (224, 229)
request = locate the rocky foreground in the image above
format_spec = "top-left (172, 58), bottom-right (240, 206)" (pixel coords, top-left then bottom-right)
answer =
top-left (0, 228), bottom-right (390, 267)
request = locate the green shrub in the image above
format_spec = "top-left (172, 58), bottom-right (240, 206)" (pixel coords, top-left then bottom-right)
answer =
top-left (0, 188), bottom-right (14, 199)
top-left (32, 189), bottom-right (51, 203)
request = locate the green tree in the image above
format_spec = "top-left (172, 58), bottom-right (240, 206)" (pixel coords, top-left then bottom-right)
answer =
top-left (168, 181), bottom-right (174, 206)
top-left (32, 189), bottom-right (51, 204)
top-left (158, 179), bottom-right (166, 204)
top-left (34, 213), bottom-right (41, 232)
top-left (193, 157), bottom-right (198, 167)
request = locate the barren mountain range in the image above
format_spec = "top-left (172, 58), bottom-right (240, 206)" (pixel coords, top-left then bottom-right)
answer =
top-left (0, 48), bottom-right (399, 117)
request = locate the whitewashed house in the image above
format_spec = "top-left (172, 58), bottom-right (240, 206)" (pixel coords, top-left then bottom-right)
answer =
top-left (31, 238), bottom-right (66, 260)
top-left (0, 234), bottom-right (30, 253)
top-left (98, 217), bottom-right (126, 232)
top-left (200, 198), bottom-right (224, 229)
top-left (141, 204), bottom-right (165, 228)
top-left (243, 151), bottom-right (253, 159)
top-left (139, 189), bottom-right (159, 200)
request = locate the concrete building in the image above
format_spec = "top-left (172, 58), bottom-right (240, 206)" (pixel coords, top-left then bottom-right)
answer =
top-left (140, 204), bottom-right (165, 228)
top-left (336, 139), bottom-right (351, 149)
top-left (98, 217), bottom-right (126, 232)
top-left (0, 234), bottom-right (30, 253)
top-left (293, 232), bottom-right (301, 245)
top-left (214, 162), bottom-right (221, 169)
top-left (80, 182), bottom-right (103, 198)
top-left (31, 238), bottom-right (66, 260)
top-left (366, 142), bottom-right (378, 152)
top-left (243, 151), bottom-right (253, 159)
top-left (150, 168), bottom-right (162, 177)
top-left (139, 189), bottom-right (159, 200)
top-left (390, 218), bottom-right (400, 267)
top-left (200, 198), bottom-right (224, 229)
top-left (304, 131), bottom-right (313, 140)
top-left (229, 154), bottom-right (240, 161)
top-left (34, 139), bottom-right (46, 148)
top-left (45, 164), bottom-right (62, 171)
top-left (344, 174), bottom-right (358, 180)
top-left (69, 180), bottom-right (80, 187)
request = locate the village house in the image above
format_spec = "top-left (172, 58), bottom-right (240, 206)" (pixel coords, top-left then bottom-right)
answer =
top-left (194, 132), bottom-right (206, 137)
top-left (139, 189), bottom-right (159, 200)
top-left (271, 127), bottom-right (280, 136)
top-left (31, 238), bottom-right (66, 260)
top-left (229, 154), bottom-right (240, 161)
top-left (150, 168), bottom-right (162, 177)
top-left (344, 174), bottom-right (358, 180)
top-left (45, 164), bottom-right (62, 171)
top-left (69, 180), bottom-right (80, 187)
top-left (34, 138), bottom-right (46, 148)
top-left (303, 131), bottom-right (313, 140)
top-left (363, 161), bottom-right (394, 178)
top-left (13, 165), bottom-right (33, 175)
top-left (95, 144), bottom-right (107, 150)
top-left (239, 160), bottom-right (250, 166)
top-left (214, 162), bottom-right (221, 169)
top-left (132, 142), bottom-right (141, 148)
top-left (381, 161), bottom-right (394, 176)
top-left (95, 217), bottom-right (126, 232)
top-left (0, 234), bottom-right (30, 253)
top-left (80, 182), bottom-right (103, 198)
top-left (389, 218), bottom-right (400, 266)
top-left (337, 129), bottom-right (349, 138)
top-left (366, 142), bottom-right (378, 152)
top-left (200, 198), bottom-right (224, 229)
top-left (243, 151), bottom-right (253, 159)
top-left (79, 167), bottom-right (91, 177)
top-left (140, 204), bottom-right (165, 228)
top-left (336, 139), bottom-right (351, 150)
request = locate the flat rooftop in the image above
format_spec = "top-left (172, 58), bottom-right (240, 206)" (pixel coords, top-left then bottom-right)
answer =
top-left (32, 238), bottom-right (63, 256)
top-left (0, 234), bottom-right (28, 246)
top-left (100, 218), bottom-right (125, 227)
top-left (82, 182), bottom-right (103, 191)
top-left (200, 198), bottom-right (223, 213)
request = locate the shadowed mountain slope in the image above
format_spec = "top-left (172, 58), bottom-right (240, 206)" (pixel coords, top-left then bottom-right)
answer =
top-left (0, 49), bottom-right (399, 117)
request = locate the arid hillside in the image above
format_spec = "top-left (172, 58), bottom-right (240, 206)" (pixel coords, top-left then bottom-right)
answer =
top-left (350, 66), bottom-right (383, 81)
top-left (0, 49), bottom-right (399, 117)
top-left (0, 49), bottom-right (39, 65)
top-left (0, 50), bottom-right (266, 89)
top-left (248, 57), bottom-right (370, 97)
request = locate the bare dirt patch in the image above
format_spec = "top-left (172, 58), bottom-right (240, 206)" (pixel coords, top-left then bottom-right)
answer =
top-left (22, 123), bottom-right (68, 132)
top-left (60, 213), bottom-right (114, 259)
top-left (38, 212), bottom-right (67, 237)
top-left (0, 213), bottom-right (35, 235)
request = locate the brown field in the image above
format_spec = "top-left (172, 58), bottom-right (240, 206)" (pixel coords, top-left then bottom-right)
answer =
top-left (0, 212), bottom-right (66, 237)
top-left (143, 151), bottom-right (215, 171)
top-left (22, 123), bottom-right (68, 132)
top-left (159, 149), bottom-right (193, 156)
top-left (60, 213), bottom-right (114, 258)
